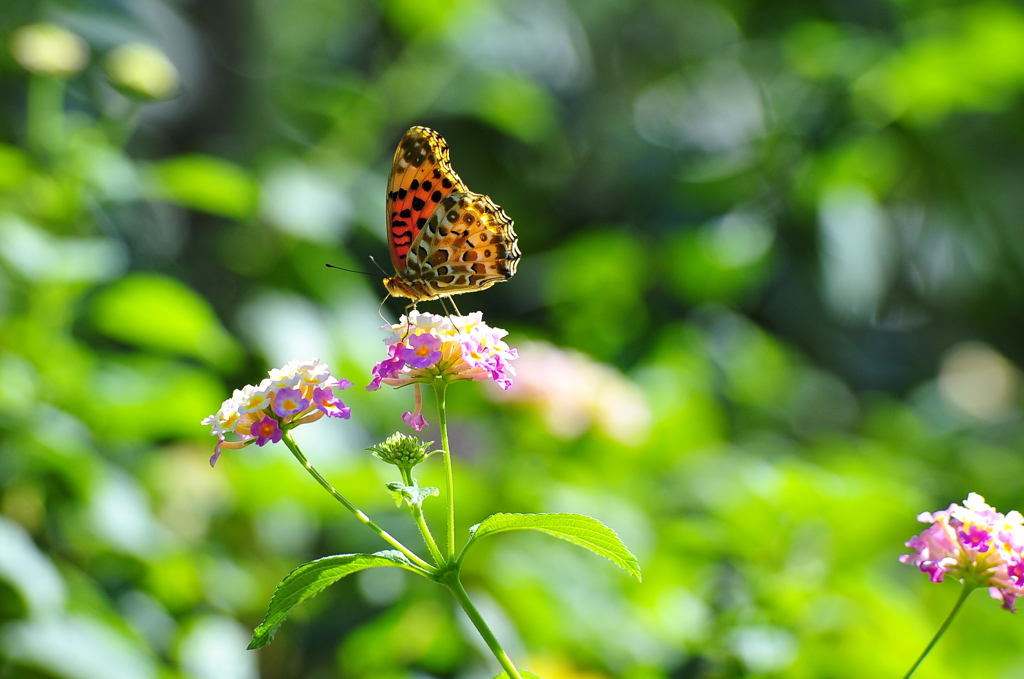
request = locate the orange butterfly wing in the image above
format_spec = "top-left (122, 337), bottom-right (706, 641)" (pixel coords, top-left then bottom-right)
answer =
top-left (384, 127), bottom-right (520, 302)
top-left (386, 127), bottom-right (468, 273)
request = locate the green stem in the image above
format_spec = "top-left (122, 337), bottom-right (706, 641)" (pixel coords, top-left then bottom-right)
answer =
top-left (445, 575), bottom-right (523, 679)
top-left (106, 99), bottom-right (142, 148)
top-left (281, 432), bottom-right (435, 574)
top-left (434, 380), bottom-right (456, 561)
top-left (27, 75), bottom-right (65, 158)
top-left (400, 467), bottom-right (445, 566)
top-left (902, 583), bottom-right (976, 679)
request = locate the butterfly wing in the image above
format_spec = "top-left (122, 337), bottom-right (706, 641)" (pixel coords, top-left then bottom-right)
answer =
top-left (386, 127), bottom-right (469, 273)
top-left (403, 192), bottom-right (520, 298)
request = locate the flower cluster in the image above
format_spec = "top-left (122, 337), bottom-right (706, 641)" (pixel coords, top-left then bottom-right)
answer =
top-left (901, 493), bottom-right (1024, 611)
top-left (367, 311), bottom-right (517, 430)
top-left (202, 358), bottom-right (352, 466)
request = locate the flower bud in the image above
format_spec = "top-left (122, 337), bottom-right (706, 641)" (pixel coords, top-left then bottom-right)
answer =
top-left (367, 432), bottom-right (436, 471)
top-left (105, 43), bottom-right (179, 100)
top-left (11, 23), bottom-right (89, 77)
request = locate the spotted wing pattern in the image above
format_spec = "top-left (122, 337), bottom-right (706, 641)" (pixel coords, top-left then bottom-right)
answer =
top-left (383, 126), bottom-right (520, 303)
top-left (386, 127), bottom-right (468, 272)
top-left (401, 192), bottom-right (520, 298)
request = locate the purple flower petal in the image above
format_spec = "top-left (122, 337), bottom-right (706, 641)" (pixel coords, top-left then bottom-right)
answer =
top-left (368, 343), bottom-right (407, 391)
top-left (402, 410), bottom-right (428, 431)
top-left (401, 333), bottom-right (443, 369)
top-left (252, 415), bottom-right (283, 446)
top-left (272, 387), bottom-right (310, 420)
top-left (314, 385), bottom-right (351, 419)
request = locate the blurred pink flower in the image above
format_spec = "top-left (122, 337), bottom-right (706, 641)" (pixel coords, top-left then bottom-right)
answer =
top-left (487, 341), bottom-right (651, 445)
top-left (900, 493), bottom-right (1024, 611)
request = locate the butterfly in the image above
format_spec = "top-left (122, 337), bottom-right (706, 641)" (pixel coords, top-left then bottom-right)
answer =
top-left (382, 126), bottom-right (520, 304)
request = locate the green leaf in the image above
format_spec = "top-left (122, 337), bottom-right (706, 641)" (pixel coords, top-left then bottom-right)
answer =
top-left (249, 551), bottom-right (420, 649)
top-left (146, 154), bottom-right (259, 219)
top-left (0, 143), bottom-right (30, 192)
top-left (89, 272), bottom-right (242, 370)
top-left (91, 356), bottom-right (226, 441)
top-left (385, 481), bottom-right (439, 508)
top-left (467, 513), bottom-right (641, 581)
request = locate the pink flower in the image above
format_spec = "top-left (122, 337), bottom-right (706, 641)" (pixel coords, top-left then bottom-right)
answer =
top-left (367, 311), bottom-right (517, 429)
top-left (959, 525), bottom-right (992, 552)
top-left (368, 343), bottom-right (407, 391)
top-left (402, 333), bottom-right (442, 369)
top-left (403, 410), bottom-right (427, 431)
top-left (901, 493), bottom-right (1024, 611)
top-left (313, 385), bottom-right (351, 419)
top-left (202, 358), bottom-right (352, 466)
top-left (251, 415), bottom-right (283, 446)
top-left (368, 311), bottom-right (517, 390)
top-left (273, 387), bottom-right (310, 419)
top-left (401, 383), bottom-right (428, 431)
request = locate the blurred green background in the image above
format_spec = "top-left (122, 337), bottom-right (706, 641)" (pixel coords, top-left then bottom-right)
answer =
top-left (3, 0), bottom-right (1024, 678)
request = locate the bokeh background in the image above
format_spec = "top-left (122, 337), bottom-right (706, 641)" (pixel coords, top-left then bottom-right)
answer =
top-left (3, 0), bottom-right (1024, 677)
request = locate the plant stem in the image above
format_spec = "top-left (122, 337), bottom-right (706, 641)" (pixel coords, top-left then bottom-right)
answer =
top-left (281, 432), bottom-right (435, 574)
top-left (434, 380), bottom-right (456, 561)
top-left (27, 75), bottom-right (65, 158)
top-left (400, 467), bottom-right (445, 566)
top-left (902, 583), bottom-right (975, 679)
top-left (106, 99), bottom-right (142, 148)
top-left (446, 575), bottom-right (523, 679)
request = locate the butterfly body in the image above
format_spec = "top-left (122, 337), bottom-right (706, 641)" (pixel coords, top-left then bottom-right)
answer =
top-left (383, 127), bottom-right (520, 303)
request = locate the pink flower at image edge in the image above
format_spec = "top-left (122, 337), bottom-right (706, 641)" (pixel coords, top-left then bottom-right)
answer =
top-left (900, 493), bottom-right (1024, 612)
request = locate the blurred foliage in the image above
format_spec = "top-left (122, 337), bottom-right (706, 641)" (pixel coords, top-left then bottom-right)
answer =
top-left (2, 1), bottom-right (1024, 678)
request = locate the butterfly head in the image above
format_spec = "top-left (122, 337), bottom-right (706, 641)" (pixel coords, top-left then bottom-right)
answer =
top-left (383, 275), bottom-right (432, 302)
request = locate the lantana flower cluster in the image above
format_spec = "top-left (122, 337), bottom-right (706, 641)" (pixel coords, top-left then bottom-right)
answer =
top-left (367, 311), bottom-right (518, 430)
top-left (901, 492), bottom-right (1024, 611)
top-left (202, 358), bottom-right (352, 466)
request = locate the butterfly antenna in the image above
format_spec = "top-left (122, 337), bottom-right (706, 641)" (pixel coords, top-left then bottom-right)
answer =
top-left (326, 263), bottom-right (379, 276)
top-left (368, 256), bottom-right (390, 276)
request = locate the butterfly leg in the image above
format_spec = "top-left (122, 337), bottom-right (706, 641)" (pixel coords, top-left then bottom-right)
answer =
top-left (399, 301), bottom-right (419, 341)
top-left (377, 294), bottom-right (393, 325)
top-left (438, 297), bottom-right (466, 341)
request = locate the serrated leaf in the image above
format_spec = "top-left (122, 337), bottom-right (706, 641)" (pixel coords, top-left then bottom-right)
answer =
top-left (249, 551), bottom-right (419, 649)
top-left (385, 481), bottom-right (439, 508)
top-left (468, 513), bottom-right (641, 581)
